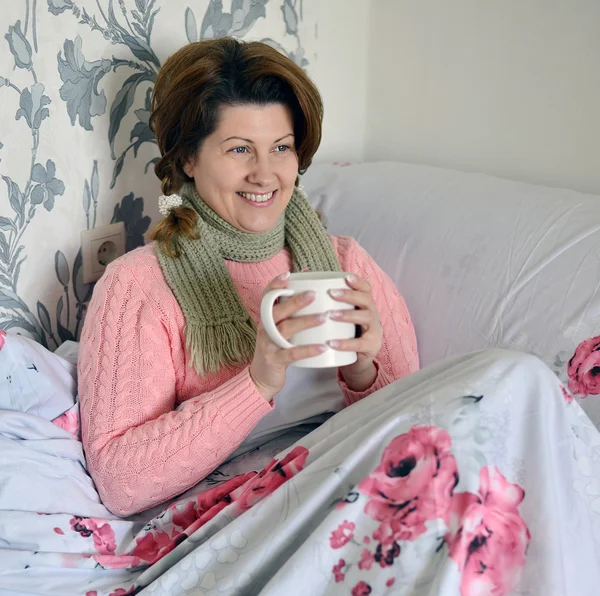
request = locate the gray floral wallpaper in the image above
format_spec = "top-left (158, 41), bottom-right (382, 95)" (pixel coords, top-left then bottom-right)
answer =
top-left (0, 0), bottom-right (310, 349)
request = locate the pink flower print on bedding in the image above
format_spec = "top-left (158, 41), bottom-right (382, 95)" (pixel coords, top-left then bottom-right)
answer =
top-left (445, 466), bottom-right (530, 596)
top-left (358, 425), bottom-right (458, 542)
top-left (568, 335), bottom-right (600, 396)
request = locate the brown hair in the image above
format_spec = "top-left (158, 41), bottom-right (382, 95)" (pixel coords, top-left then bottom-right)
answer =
top-left (148, 37), bottom-right (324, 256)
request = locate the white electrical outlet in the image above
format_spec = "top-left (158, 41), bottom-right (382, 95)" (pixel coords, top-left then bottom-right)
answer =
top-left (81, 222), bottom-right (126, 283)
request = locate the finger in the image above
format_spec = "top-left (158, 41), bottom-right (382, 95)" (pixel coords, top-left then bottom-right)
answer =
top-left (277, 313), bottom-right (327, 339)
top-left (272, 291), bottom-right (315, 323)
top-left (277, 343), bottom-right (327, 365)
top-left (328, 288), bottom-right (373, 310)
top-left (328, 309), bottom-right (372, 327)
top-left (344, 273), bottom-right (372, 293)
top-left (326, 337), bottom-right (373, 352)
top-left (263, 271), bottom-right (291, 294)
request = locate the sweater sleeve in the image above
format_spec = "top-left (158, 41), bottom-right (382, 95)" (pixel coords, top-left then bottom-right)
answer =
top-left (335, 237), bottom-right (419, 405)
top-left (78, 263), bottom-right (271, 517)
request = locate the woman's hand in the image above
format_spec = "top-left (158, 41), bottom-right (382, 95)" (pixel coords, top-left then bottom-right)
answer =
top-left (250, 272), bottom-right (327, 402)
top-left (328, 273), bottom-right (383, 392)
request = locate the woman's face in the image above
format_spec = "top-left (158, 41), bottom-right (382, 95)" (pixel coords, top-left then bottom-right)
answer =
top-left (184, 103), bottom-right (299, 234)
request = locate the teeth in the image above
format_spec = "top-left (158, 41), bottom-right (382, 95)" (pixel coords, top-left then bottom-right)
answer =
top-left (239, 191), bottom-right (274, 203)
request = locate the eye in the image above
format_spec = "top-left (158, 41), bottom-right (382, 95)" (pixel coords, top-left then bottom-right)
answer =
top-left (230, 146), bottom-right (248, 154)
top-left (274, 144), bottom-right (291, 153)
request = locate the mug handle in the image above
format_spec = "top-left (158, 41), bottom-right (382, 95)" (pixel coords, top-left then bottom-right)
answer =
top-left (260, 288), bottom-right (296, 349)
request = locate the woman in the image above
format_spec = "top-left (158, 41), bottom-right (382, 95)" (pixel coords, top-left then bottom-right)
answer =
top-left (78, 38), bottom-right (418, 517)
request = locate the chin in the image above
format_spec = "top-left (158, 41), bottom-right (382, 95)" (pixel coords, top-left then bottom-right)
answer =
top-left (236, 209), bottom-right (285, 234)
top-left (241, 219), bottom-right (278, 233)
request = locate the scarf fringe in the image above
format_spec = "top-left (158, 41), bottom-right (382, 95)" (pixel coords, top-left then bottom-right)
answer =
top-left (186, 318), bottom-right (257, 377)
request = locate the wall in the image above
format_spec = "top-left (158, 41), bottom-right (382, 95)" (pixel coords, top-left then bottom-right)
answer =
top-left (10, 0), bottom-right (595, 346)
top-left (365, 0), bottom-right (600, 195)
top-left (310, 0), bottom-right (371, 163)
top-left (0, 0), bottom-right (320, 345)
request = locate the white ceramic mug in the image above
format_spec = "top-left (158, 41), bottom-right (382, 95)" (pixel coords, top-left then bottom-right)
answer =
top-left (260, 272), bottom-right (358, 368)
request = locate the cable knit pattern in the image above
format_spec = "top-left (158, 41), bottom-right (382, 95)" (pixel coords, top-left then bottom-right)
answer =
top-left (78, 235), bottom-right (418, 516)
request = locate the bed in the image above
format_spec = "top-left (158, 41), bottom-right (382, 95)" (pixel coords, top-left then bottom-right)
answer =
top-left (3, 161), bottom-right (600, 596)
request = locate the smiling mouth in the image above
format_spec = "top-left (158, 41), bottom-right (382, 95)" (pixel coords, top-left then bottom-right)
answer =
top-left (237, 190), bottom-right (276, 203)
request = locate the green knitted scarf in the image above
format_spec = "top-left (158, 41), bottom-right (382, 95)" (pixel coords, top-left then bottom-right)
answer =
top-left (156, 182), bottom-right (341, 377)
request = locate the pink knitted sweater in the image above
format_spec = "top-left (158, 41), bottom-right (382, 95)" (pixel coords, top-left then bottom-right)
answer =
top-left (78, 236), bottom-right (418, 516)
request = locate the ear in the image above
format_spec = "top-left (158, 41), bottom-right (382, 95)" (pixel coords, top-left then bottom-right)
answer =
top-left (182, 155), bottom-right (195, 179)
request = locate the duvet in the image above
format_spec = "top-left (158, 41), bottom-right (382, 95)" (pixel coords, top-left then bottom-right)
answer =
top-left (2, 349), bottom-right (600, 596)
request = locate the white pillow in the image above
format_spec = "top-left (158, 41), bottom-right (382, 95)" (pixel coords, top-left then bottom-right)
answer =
top-left (0, 330), bottom-right (76, 420)
top-left (302, 161), bottom-right (600, 426)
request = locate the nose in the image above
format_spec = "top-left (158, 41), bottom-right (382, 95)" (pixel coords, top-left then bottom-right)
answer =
top-left (246, 154), bottom-right (275, 187)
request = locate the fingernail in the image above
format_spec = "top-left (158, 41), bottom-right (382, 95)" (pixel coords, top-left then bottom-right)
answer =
top-left (316, 344), bottom-right (327, 353)
top-left (329, 310), bottom-right (343, 320)
top-left (327, 340), bottom-right (341, 349)
top-left (346, 273), bottom-right (358, 284)
top-left (316, 312), bottom-right (328, 322)
top-left (329, 289), bottom-right (344, 298)
top-left (278, 271), bottom-right (290, 280)
top-left (304, 291), bottom-right (316, 302)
